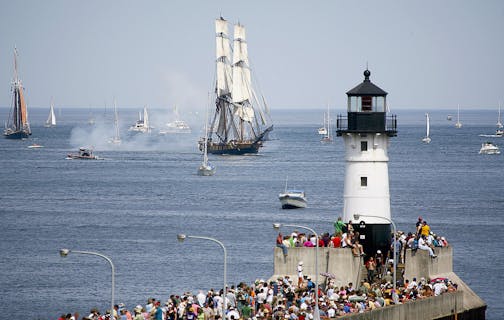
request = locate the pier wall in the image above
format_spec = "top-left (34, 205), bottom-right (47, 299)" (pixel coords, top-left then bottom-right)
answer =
top-left (271, 246), bottom-right (486, 319)
top-left (271, 247), bottom-right (361, 287)
top-left (404, 246), bottom-right (453, 281)
top-left (339, 291), bottom-right (465, 320)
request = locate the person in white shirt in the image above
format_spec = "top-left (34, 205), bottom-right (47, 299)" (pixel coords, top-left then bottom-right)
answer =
top-left (418, 235), bottom-right (437, 258)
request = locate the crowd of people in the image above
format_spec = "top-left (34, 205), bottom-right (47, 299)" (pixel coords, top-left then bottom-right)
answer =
top-left (58, 216), bottom-right (455, 320)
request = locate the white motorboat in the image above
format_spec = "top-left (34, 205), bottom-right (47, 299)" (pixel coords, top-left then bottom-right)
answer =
top-left (278, 177), bottom-right (307, 209)
top-left (479, 142), bottom-right (500, 155)
top-left (422, 113), bottom-right (431, 143)
top-left (160, 105), bottom-right (191, 134)
top-left (160, 120), bottom-right (191, 134)
top-left (279, 189), bottom-right (307, 209)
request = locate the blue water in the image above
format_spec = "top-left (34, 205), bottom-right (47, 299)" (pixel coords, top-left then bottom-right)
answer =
top-left (0, 107), bottom-right (502, 319)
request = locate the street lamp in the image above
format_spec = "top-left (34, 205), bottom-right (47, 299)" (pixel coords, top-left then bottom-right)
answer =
top-left (273, 223), bottom-right (320, 320)
top-left (59, 249), bottom-right (115, 317)
top-left (353, 214), bottom-right (397, 293)
top-left (177, 234), bottom-right (227, 318)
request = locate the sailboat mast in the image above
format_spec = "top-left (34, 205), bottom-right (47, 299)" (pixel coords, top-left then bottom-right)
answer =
top-left (114, 98), bottom-right (120, 140)
top-left (497, 102), bottom-right (503, 128)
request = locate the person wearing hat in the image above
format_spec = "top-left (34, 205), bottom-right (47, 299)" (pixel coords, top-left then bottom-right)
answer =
top-left (132, 305), bottom-right (144, 320)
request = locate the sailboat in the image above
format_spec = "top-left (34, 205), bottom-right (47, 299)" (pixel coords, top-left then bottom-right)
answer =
top-left (197, 96), bottom-right (216, 176)
top-left (318, 112), bottom-right (327, 135)
top-left (45, 98), bottom-right (57, 127)
top-left (455, 105), bottom-right (462, 128)
top-left (4, 47), bottom-right (31, 139)
top-left (495, 103), bottom-right (503, 137)
top-left (321, 104), bottom-right (333, 143)
top-left (129, 106), bottom-right (151, 133)
top-left (199, 17), bottom-right (273, 155)
top-left (422, 113), bottom-right (431, 143)
top-left (109, 99), bottom-right (121, 144)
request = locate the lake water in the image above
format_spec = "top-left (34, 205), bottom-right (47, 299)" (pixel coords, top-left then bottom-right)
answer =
top-left (0, 107), bottom-right (502, 319)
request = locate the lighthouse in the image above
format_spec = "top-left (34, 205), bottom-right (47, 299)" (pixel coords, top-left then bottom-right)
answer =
top-left (336, 69), bottom-right (397, 256)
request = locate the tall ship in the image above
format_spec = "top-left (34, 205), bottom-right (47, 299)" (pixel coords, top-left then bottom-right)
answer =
top-left (199, 17), bottom-right (273, 155)
top-left (4, 48), bottom-right (31, 139)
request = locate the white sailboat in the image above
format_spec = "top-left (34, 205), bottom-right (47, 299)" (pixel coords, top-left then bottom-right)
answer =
top-left (129, 106), bottom-right (151, 133)
top-left (455, 104), bottom-right (462, 128)
top-left (321, 104), bottom-right (333, 143)
top-left (44, 98), bottom-right (56, 127)
top-left (109, 99), bottom-right (121, 144)
top-left (495, 103), bottom-right (503, 137)
top-left (318, 112), bottom-right (327, 135)
top-left (197, 96), bottom-right (216, 176)
top-left (422, 113), bottom-right (431, 143)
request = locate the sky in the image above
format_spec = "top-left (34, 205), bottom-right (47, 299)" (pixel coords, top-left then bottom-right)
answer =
top-left (1, 0), bottom-right (503, 112)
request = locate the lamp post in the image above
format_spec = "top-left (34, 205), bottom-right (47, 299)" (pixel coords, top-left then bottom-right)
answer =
top-left (353, 214), bottom-right (397, 292)
top-left (59, 249), bottom-right (115, 317)
top-left (273, 223), bottom-right (320, 320)
top-left (177, 234), bottom-right (227, 318)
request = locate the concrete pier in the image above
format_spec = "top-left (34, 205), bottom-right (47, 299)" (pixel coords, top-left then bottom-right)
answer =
top-left (270, 246), bottom-right (486, 319)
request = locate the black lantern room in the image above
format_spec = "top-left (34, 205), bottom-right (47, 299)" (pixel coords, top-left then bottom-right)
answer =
top-left (337, 69), bottom-right (397, 136)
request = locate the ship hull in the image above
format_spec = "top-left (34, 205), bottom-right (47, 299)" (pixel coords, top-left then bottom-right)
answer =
top-left (4, 130), bottom-right (31, 139)
top-left (201, 141), bottom-right (262, 155)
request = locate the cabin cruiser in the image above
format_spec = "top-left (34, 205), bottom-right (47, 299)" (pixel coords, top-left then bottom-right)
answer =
top-left (66, 147), bottom-right (100, 160)
top-left (159, 120), bottom-right (191, 134)
top-left (278, 189), bottom-right (307, 209)
top-left (479, 142), bottom-right (500, 155)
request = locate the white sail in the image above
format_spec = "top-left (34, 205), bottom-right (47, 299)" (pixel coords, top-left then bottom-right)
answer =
top-left (45, 99), bottom-right (56, 127)
top-left (232, 23), bottom-right (251, 104)
top-left (455, 104), bottom-right (462, 128)
top-left (110, 98), bottom-right (121, 144)
top-left (215, 18), bottom-right (232, 97)
top-left (422, 113), bottom-right (431, 143)
top-left (143, 106), bottom-right (150, 132)
top-left (426, 113), bottom-right (430, 137)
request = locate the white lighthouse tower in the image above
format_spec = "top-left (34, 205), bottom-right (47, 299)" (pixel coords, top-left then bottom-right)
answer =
top-left (336, 69), bottom-right (397, 256)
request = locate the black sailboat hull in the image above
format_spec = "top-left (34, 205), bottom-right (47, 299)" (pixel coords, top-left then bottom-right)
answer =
top-left (4, 130), bottom-right (31, 139)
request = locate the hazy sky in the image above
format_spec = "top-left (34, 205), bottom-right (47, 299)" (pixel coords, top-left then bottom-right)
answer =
top-left (1, 0), bottom-right (503, 111)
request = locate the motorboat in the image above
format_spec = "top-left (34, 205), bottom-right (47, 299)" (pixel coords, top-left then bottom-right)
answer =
top-left (279, 189), bottom-right (307, 209)
top-left (66, 147), bottom-right (100, 160)
top-left (160, 120), bottom-right (191, 134)
top-left (27, 143), bottom-right (43, 149)
top-left (278, 176), bottom-right (307, 209)
top-left (496, 129), bottom-right (503, 137)
top-left (479, 142), bottom-right (500, 155)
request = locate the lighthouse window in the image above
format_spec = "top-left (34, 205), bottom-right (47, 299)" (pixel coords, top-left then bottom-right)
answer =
top-left (361, 177), bottom-right (368, 187)
top-left (361, 141), bottom-right (368, 151)
top-left (362, 96), bottom-right (372, 111)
